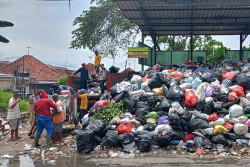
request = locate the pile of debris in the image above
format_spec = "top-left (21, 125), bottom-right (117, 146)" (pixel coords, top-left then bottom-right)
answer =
top-left (77, 60), bottom-right (250, 157)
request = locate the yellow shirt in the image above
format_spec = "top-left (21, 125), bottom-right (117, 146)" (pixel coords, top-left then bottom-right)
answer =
top-left (94, 54), bottom-right (101, 66)
top-left (78, 94), bottom-right (88, 109)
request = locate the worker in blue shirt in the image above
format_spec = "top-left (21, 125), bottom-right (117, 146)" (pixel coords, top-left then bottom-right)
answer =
top-left (73, 63), bottom-right (89, 89)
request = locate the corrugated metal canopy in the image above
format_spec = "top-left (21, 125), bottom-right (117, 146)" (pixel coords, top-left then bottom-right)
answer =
top-left (115, 0), bottom-right (250, 36)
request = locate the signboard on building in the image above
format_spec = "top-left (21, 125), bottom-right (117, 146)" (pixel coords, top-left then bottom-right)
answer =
top-left (128, 47), bottom-right (148, 58)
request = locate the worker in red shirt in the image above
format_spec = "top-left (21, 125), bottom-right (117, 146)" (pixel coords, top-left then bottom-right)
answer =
top-left (34, 90), bottom-right (58, 147)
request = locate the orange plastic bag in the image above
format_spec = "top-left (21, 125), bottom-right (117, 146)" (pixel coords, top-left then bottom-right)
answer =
top-left (184, 91), bottom-right (198, 107)
top-left (232, 86), bottom-right (244, 97)
top-left (196, 149), bottom-right (204, 155)
top-left (207, 112), bottom-right (219, 122)
top-left (228, 92), bottom-right (239, 102)
top-left (222, 72), bottom-right (235, 81)
top-left (142, 76), bottom-right (149, 82)
top-left (117, 124), bottom-right (132, 134)
top-left (221, 69), bottom-right (228, 75)
top-left (168, 69), bottom-right (176, 73)
top-left (168, 71), bottom-right (182, 81)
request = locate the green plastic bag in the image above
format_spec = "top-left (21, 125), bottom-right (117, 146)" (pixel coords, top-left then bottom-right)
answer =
top-left (146, 112), bottom-right (159, 118)
top-left (244, 114), bottom-right (250, 118)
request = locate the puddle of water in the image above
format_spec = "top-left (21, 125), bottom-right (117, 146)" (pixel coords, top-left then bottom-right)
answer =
top-left (0, 154), bottom-right (93, 167)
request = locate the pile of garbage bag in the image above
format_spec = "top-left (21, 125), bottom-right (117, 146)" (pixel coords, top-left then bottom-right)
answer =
top-left (77, 60), bottom-right (250, 155)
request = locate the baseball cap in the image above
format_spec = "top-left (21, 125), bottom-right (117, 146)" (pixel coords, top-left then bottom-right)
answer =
top-left (13, 90), bottom-right (21, 95)
top-left (80, 89), bottom-right (85, 93)
top-left (82, 63), bottom-right (86, 65)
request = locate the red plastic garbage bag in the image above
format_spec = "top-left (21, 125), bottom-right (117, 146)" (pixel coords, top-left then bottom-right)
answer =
top-left (184, 91), bottom-right (198, 107)
top-left (222, 72), bottom-right (235, 81)
top-left (184, 61), bottom-right (195, 66)
top-left (196, 149), bottom-right (204, 155)
top-left (221, 69), bottom-right (228, 75)
top-left (142, 76), bottom-right (149, 82)
top-left (184, 133), bottom-right (195, 142)
top-left (94, 100), bottom-right (110, 110)
top-left (117, 124), bottom-right (132, 134)
top-left (228, 92), bottom-right (239, 102)
top-left (153, 64), bottom-right (160, 70)
top-left (224, 121), bottom-right (234, 130)
top-left (232, 86), bottom-right (244, 97)
top-left (168, 71), bottom-right (182, 81)
top-left (207, 112), bottom-right (219, 122)
top-left (168, 69), bottom-right (176, 73)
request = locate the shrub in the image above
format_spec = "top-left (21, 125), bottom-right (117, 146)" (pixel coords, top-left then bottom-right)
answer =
top-left (0, 90), bottom-right (12, 111)
top-left (58, 75), bottom-right (68, 86)
top-left (19, 101), bottom-right (30, 112)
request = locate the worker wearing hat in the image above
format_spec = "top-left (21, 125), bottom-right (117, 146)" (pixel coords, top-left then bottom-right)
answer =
top-left (73, 62), bottom-right (89, 89)
top-left (77, 89), bottom-right (88, 123)
top-left (7, 90), bottom-right (22, 141)
top-left (94, 51), bottom-right (102, 74)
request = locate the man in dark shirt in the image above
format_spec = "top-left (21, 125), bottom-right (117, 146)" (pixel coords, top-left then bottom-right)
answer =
top-left (73, 63), bottom-right (89, 89)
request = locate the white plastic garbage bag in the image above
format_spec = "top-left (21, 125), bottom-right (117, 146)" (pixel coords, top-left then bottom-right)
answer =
top-left (238, 116), bottom-right (248, 124)
top-left (246, 93), bottom-right (250, 102)
top-left (195, 85), bottom-right (206, 101)
top-left (131, 75), bottom-right (142, 84)
top-left (234, 123), bottom-right (248, 135)
top-left (214, 118), bottom-right (225, 125)
top-left (155, 124), bottom-right (173, 136)
top-left (229, 104), bottom-right (244, 118)
top-left (204, 128), bottom-right (214, 136)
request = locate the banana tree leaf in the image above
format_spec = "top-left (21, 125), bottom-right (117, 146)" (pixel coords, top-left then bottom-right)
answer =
top-left (0, 20), bottom-right (14, 27)
top-left (0, 35), bottom-right (10, 43)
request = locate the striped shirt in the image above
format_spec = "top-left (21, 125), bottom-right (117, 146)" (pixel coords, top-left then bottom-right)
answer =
top-left (7, 97), bottom-right (21, 120)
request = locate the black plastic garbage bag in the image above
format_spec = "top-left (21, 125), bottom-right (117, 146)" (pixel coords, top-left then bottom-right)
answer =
top-left (88, 106), bottom-right (96, 117)
top-left (244, 105), bottom-right (250, 114)
top-left (168, 112), bottom-right (181, 126)
top-left (211, 134), bottom-right (228, 145)
top-left (109, 66), bottom-right (120, 73)
top-left (136, 109), bottom-right (149, 118)
top-left (224, 132), bottom-right (245, 141)
top-left (100, 93), bottom-right (112, 100)
top-left (169, 125), bottom-right (184, 140)
top-left (214, 102), bottom-right (223, 111)
top-left (129, 84), bottom-right (140, 92)
top-left (203, 99), bottom-right (214, 115)
top-left (195, 100), bottom-right (205, 112)
top-left (110, 84), bottom-right (119, 97)
top-left (166, 85), bottom-right (184, 102)
top-left (142, 85), bottom-right (152, 92)
top-left (213, 92), bottom-right (228, 102)
top-left (148, 73), bottom-right (166, 89)
top-left (157, 135), bottom-right (171, 148)
top-left (136, 101), bottom-right (150, 109)
top-left (77, 129), bottom-right (95, 154)
top-left (140, 92), bottom-right (160, 105)
top-left (157, 111), bottom-right (169, 116)
top-left (124, 99), bottom-right (136, 115)
top-left (158, 98), bottom-right (171, 111)
top-left (87, 120), bottom-right (106, 137)
top-left (166, 77), bottom-right (180, 87)
top-left (202, 138), bottom-right (214, 149)
top-left (117, 133), bottom-right (134, 145)
top-left (143, 123), bottom-right (156, 131)
top-left (187, 118), bottom-right (209, 132)
top-left (95, 135), bottom-right (102, 145)
top-left (222, 99), bottom-right (240, 108)
top-left (135, 116), bottom-right (147, 125)
top-left (217, 108), bottom-right (229, 115)
top-left (236, 73), bottom-right (249, 89)
top-left (180, 111), bottom-right (192, 121)
top-left (103, 130), bottom-right (120, 147)
top-left (186, 140), bottom-right (197, 153)
top-left (194, 136), bottom-right (204, 148)
top-left (135, 134), bottom-right (152, 152)
top-left (114, 91), bottom-right (130, 103)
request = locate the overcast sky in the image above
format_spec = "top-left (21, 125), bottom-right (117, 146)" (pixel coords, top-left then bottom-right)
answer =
top-left (0, 0), bottom-right (250, 71)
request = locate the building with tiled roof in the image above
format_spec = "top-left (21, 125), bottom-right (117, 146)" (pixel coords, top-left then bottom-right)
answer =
top-left (0, 55), bottom-right (66, 82)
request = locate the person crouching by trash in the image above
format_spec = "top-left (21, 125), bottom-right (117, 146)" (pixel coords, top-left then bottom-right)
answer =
top-left (7, 90), bottom-right (21, 141)
top-left (52, 93), bottom-right (66, 144)
top-left (34, 90), bottom-right (58, 147)
top-left (77, 89), bottom-right (88, 124)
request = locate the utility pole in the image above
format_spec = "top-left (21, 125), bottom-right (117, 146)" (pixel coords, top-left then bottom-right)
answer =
top-left (22, 56), bottom-right (26, 95)
top-left (65, 61), bottom-right (67, 68)
top-left (88, 56), bottom-right (93, 64)
top-left (27, 47), bottom-right (31, 55)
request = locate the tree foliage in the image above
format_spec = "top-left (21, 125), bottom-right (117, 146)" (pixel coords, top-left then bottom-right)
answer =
top-left (58, 75), bottom-right (68, 86)
top-left (70, 0), bottom-right (139, 58)
top-left (0, 20), bottom-right (14, 43)
top-left (243, 44), bottom-right (250, 50)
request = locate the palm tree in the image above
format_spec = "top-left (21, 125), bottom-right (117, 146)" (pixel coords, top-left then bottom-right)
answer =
top-left (0, 20), bottom-right (14, 43)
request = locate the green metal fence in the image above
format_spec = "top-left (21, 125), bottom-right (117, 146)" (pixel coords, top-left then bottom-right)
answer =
top-left (225, 50), bottom-right (250, 61)
top-left (138, 42), bottom-right (207, 66)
